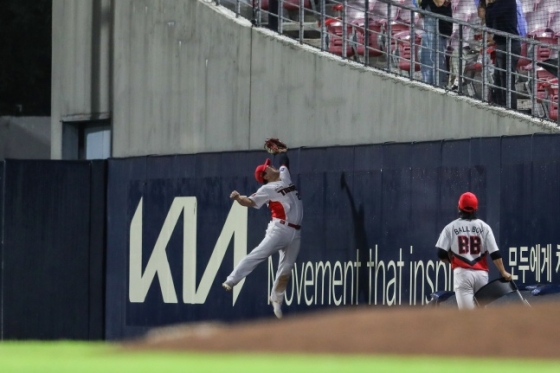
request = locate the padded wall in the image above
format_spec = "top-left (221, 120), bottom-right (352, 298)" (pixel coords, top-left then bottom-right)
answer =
top-left (105, 135), bottom-right (560, 340)
top-left (0, 160), bottom-right (106, 340)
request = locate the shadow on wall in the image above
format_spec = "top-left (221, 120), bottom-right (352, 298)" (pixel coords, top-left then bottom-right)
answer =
top-left (340, 172), bottom-right (370, 304)
top-left (0, 116), bottom-right (51, 160)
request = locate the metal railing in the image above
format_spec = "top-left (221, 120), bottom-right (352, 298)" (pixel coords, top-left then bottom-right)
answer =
top-left (212, 0), bottom-right (560, 125)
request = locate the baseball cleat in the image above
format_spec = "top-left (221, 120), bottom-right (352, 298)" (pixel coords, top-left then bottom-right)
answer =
top-left (271, 300), bottom-right (283, 319)
top-left (222, 282), bottom-right (232, 291)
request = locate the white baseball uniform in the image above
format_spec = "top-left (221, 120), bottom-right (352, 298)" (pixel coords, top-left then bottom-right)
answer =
top-left (225, 162), bottom-right (303, 305)
top-left (435, 218), bottom-right (500, 309)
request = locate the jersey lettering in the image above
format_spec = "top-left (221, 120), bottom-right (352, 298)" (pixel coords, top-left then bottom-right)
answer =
top-left (277, 185), bottom-right (297, 196)
top-left (277, 184), bottom-right (301, 200)
top-left (458, 236), bottom-right (470, 254)
top-left (457, 235), bottom-right (482, 255)
top-left (453, 226), bottom-right (484, 235)
top-left (470, 236), bottom-right (481, 254)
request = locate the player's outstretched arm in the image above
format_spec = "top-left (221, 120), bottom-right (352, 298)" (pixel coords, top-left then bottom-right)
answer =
top-left (277, 152), bottom-right (290, 169)
top-left (230, 190), bottom-right (256, 207)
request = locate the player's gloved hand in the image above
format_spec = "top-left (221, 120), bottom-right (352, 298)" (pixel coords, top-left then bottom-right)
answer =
top-left (264, 138), bottom-right (288, 154)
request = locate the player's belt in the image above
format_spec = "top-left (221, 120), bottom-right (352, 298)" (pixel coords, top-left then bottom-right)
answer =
top-left (278, 219), bottom-right (301, 230)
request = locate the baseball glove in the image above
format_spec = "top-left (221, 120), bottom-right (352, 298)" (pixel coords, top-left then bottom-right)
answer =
top-left (263, 138), bottom-right (288, 154)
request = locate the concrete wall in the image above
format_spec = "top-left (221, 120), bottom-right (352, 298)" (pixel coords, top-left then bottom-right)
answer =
top-left (0, 117), bottom-right (50, 160)
top-left (51, 0), bottom-right (560, 159)
top-left (112, 0), bottom-right (252, 156)
top-left (51, 0), bottom-right (112, 159)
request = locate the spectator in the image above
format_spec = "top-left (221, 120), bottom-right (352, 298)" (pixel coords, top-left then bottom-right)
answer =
top-left (267, 0), bottom-right (279, 31)
top-left (447, 3), bottom-right (486, 91)
top-left (420, 0), bottom-right (453, 87)
top-left (447, 0), bottom-right (494, 94)
top-left (485, 0), bottom-right (520, 109)
top-left (515, 0), bottom-right (527, 37)
top-left (478, 0), bottom-right (526, 36)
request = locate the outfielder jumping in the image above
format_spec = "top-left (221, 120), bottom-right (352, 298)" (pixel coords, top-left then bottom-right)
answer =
top-left (222, 139), bottom-right (303, 319)
top-left (435, 192), bottom-right (512, 310)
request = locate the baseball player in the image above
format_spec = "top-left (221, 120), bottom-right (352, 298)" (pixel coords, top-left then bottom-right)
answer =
top-left (435, 192), bottom-right (512, 310)
top-left (222, 147), bottom-right (303, 319)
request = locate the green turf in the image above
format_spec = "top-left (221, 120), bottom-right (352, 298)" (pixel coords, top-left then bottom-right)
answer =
top-left (0, 342), bottom-right (559, 373)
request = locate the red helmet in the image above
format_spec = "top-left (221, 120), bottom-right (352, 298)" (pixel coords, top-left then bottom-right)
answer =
top-left (458, 192), bottom-right (478, 212)
top-left (254, 158), bottom-right (271, 184)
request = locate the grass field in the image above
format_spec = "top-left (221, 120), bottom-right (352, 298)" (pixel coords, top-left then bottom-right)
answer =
top-left (1, 342), bottom-right (559, 373)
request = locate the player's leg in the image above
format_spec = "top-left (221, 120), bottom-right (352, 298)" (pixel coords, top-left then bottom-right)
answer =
top-left (224, 222), bottom-right (289, 288)
top-left (448, 49), bottom-right (459, 89)
top-left (472, 270), bottom-right (489, 295)
top-left (454, 268), bottom-right (477, 310)
top-left (420, 16), bottom-right (436, 85)
top-left (493, 46), bottom-right (507, 106)
top-left (270, 231), bottom-right (301, 304)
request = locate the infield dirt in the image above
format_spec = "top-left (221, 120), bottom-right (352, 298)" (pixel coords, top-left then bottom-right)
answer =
top-left (126, 302), bottom-right (560, 359)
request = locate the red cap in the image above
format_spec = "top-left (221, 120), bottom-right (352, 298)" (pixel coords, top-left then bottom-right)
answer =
top-left (458, 192), bottom-right (478, 212)
top-left (254, 158), bottom-right (271, 184)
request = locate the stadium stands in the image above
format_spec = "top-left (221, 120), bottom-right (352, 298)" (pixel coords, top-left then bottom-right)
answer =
top-left (453, 0), bottom-right (477, 19)
top-left (520, 7), bottom-right (559, 107)
top-left (519, 0), bottom-right (535, 13)
top-left (546, 79), bottom-right (558, 120)
top-left (393, 30), bottom-right (422, 75)
top-left (219, 0), bottom-right (560, 123)
top-left (549, 11), bottom-right (560, 35)
top-left (346, 2), bottom-right (385, 57)
top-left (254, 0), bottom-right (313, 11)
top-left (325, 17), bottom-right (356, 56)
top-left (525, 9), bottom-right (549, 34)
top-left (535, 0), bottom-right (557, 13)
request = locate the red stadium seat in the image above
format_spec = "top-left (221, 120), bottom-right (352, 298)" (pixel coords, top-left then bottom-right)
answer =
top-left (518, 29), bottom-right (557, 71)
top-left (371, 0), bottom-right (410, 55)
top-left (323, 1), bottom-right (374, 58)
top-left (353, 18), bottom-right (384, 57)
top-left (525, 66), bottom-right (557, 103)
top-left (517, 8), bottom-right (558, 71)
top-left (545, 78), bottom-right (558, 120)
top-left (534, 30), bottom-right (557, 58)
top-left (344, 2), bottom-right (384, 57)
top-left (520, 29), bottom-right (558, 98)
top-left (253, 0), bottom-right (312, 11)
top-left (394, 30), bottom-right (422, 74)
top-left (282, 0), bottom-right (312, 11)
top-left (254, 0), bottom-right (269, 10)
top-left (325, 19), bottom-right (355, 57)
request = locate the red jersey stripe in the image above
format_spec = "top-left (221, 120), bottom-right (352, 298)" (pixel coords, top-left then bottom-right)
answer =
top-left (269, 201), bottom-right (286, 220)
top-left (451, 255), bottom-right (489, 271)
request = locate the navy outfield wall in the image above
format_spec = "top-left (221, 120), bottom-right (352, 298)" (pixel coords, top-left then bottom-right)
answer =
top-left (0, 160), bottom-right (106, 340)
top-left (106, 134), bottom-right (560, 340)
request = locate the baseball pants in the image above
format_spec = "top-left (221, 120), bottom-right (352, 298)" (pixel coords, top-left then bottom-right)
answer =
top-left (226, 220), bottom-right (301, 304)
top-left (453, 267), bottom-right (489, 310)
